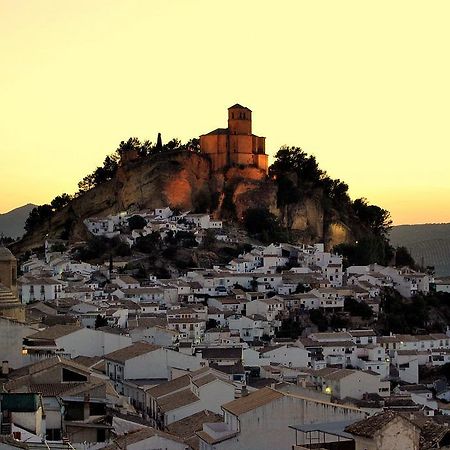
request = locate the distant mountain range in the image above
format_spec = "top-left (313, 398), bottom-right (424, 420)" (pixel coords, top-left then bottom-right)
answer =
top-left (390, 223), bottom-right (450, 276)
top-left (0, 204), bottom-right (37, 239)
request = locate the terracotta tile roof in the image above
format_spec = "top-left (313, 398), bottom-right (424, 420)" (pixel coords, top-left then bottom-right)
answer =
top-left (196, 429), bottom-right (238, 446)
top-left (201, 347), bottom-right (242, 360)
top-left (168, 317), bottom-right (205, 324)
top-left (104, 342), bottom-right (160, 363)
top-left (349, 329), bottom-right (377, 337)
top-left (165, 410), bottom-right (222, 439)
top-left (323, 369), bottom-right (357, 381)
top-left (203, 128), bottom-right (229, 136)
top-left (310, 367), bottom-right (341, 378)
top-left (26, 324), bottom-right (82, 341)
top-left (26, 377), bottom-right (105, 398)
top-left (346, 411), bottom-right (450, 450)
top-left (146, 374), bottom-right (190, 398)
top-left (116, 275), bottom-right (139, 284)
top-left (120, 287), bottom-right (164, 294)
top-left (222, 387), bottom-right (284, 416)
top-left (8, 356), bottom-right (90, 381)
top-left (228, 103), bottom-right (251, 110)
top-left (345, 410), bottom-right (401, 437)
top-left (27, 382), bottom-right (84, 396)
top-left (210, 362), bottom-right (244, 375)
top-left (128, 317), bottom-right (167, 329)
top-left (259, 345), bottom-right (284, 354)
top-left (192, 374), bottom-right (217, 388)
top-left (310, 332), bottom-right (352, 340)
top-left (102, 427), bottom-right (184, 449)
top-left (158, 389), bottom-right (199, 412)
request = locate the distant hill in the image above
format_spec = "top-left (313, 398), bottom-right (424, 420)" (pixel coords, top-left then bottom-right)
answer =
top-left (390, 223), bottom-right (450, 276)
top-left (0, 204), bottom-right (37, 239)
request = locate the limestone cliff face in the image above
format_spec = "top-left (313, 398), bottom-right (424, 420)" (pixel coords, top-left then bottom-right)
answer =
top-left (13, 151), bottom-right (360, 253)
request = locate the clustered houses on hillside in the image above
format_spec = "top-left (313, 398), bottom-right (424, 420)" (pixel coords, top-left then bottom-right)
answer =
top-left (2, 212), bottom-right (450, 449)
top-left (83, 207), bottom-right (222, 246)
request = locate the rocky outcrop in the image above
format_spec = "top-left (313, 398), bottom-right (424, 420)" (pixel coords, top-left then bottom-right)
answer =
top-left (12, 151), bottom-right (363, 254)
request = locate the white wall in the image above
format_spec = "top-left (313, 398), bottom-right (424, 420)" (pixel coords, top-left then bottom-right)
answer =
top-left (0, 318), bottom-right (37, 369)
top-left (57, 328), bottom-right (132, 357)
top-left (125, 348), bottom-right (204, 380)
top-left (198, 380), bottom-right (235, 414)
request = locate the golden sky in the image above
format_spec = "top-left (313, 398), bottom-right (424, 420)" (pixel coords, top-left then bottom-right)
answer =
top-left (1, 0), bottom-right (449, 225)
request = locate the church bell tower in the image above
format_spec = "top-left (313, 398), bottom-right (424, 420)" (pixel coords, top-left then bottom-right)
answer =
top-left (228, 104), bottom-right (252, 135)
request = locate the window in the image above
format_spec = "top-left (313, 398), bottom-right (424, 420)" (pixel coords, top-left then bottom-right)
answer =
top-left (97, 429), bottom-right (106, 442)
top-left (46, 429), bottom-right (61, 440)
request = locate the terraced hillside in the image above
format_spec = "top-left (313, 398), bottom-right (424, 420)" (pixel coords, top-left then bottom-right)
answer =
top-left (390, 223), bottom-right (450, 276)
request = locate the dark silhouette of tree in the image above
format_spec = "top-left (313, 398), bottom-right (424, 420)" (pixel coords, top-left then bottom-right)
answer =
top-left (156, 133), bottom-right (162, 151)
top-left (353, 198), bottom-right (392, 237)
top-left (309, 309), bottom-right (329, 332)
top-left (344, 297), bottom-right (373, 319)
top-left (270, 146), bottom-right (351, 213)
top-left (270, 146), bottom-right (323, 185)
top-left (202, 229), bottom-right (216, 249)
top-left (50, 194), bottom-right (72, 211)
top-left (134, 232), bottom-right (162, 253)
top-left (95, 315), bottom-right (108, 329)
top-left (206, 319), bottom-right (218, 330)
top-left (128, 215), bottom-right (147, 231)
top-left (244, 208), bottom-right (280, 236)
top-left (334, 236), bottom-right (394, 267)
top-left (78, 173), bottom-right (96, 193)
top-left (395, 246), bottom-right (416, 268)
top-left (24, 205), bottom-right (53, 233)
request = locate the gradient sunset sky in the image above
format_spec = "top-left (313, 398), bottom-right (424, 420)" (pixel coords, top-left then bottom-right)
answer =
top-left (1, 1), bottom-right (449, 225)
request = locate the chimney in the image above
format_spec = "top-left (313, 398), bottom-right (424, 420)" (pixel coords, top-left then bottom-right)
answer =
top-left (1, 361), bottom-right (9, 376)
top-left (83, 394), bottom-right (90, 421)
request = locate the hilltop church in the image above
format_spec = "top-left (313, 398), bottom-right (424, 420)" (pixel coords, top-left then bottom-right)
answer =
top-left (199, 104), bottom-right (269, 173)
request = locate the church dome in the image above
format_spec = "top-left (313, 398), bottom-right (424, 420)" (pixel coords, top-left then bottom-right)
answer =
top-left (0, 247), bottom-right (16, 261)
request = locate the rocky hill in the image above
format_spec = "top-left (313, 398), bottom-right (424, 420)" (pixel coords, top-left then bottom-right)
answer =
top-left (11, 149), bottom-right (375, 254)
top-left (0, 203), bottom-right (37, 239)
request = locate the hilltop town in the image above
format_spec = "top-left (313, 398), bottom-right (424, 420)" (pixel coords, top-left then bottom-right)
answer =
top-left (1, 106), bottom-right (450, 449)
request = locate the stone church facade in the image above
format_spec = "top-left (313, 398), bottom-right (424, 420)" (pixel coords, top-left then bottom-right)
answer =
top-left (199, 104), bottom-right (269, 173)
